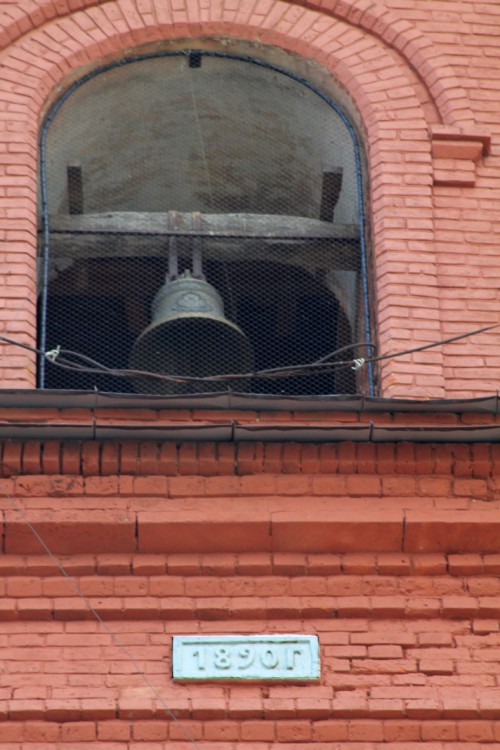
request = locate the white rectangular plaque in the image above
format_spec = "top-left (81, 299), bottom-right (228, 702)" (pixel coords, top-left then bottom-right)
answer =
top-left (172, 634), bottom-right (320, 681)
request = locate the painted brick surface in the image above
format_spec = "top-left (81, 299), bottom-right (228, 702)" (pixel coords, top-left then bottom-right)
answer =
top-left (0, 0), bottom-right (499, 747)
top-left (0, 0), bottom-right (498, 397)
top-left (1, 434), bottom-right (500, 745)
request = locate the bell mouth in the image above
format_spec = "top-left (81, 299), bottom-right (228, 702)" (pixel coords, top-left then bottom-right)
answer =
top-left (129, 315), bottom-right (254, 394)
top-left (128, 274), bottom-right (254, 394)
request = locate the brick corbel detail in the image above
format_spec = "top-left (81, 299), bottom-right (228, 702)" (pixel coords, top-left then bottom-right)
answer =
top-left (431, 125), bottom-right (491, 187)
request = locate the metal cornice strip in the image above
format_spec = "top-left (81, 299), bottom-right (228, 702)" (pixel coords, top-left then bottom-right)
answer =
top-left (235, 424), bottom-right (500, 443)
top-left (234, 425), bottom-right (372, 442)
top-left (371, 424), bottom-right (500, 443)
top-left (0, 422), bottom-right (95, 439)
top-left (0, 421), bottom-right (500, 442)
top-left (94, 423), bottom-right (233, 441)
top-left (0, 389), bottom-right (498, 413)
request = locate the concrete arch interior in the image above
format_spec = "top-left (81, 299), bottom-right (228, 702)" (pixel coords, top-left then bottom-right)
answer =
top-left (40, 43), bottom-right (372, 397)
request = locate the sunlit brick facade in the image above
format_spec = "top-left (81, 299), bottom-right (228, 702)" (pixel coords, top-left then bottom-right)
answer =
top-left (1, 1), bottom-right (500, 748)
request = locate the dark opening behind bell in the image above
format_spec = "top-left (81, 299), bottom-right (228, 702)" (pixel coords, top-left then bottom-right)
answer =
top-left (129, 270), bottom-right (254, 394)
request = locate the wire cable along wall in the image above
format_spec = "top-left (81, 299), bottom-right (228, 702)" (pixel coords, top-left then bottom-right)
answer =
top-left (39, 51), bottom-right (374, 396)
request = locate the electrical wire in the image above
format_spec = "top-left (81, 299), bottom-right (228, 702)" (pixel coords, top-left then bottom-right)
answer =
top-left (0, 322), bottom-right (498, 387)
top-left (1, 335), bottom-right (374, 383)
top-left (0, 477), bottom-right (202, 750)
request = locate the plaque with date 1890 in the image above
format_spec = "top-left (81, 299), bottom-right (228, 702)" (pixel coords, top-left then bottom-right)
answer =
top-left (172, 634), bottom-right (320, 681)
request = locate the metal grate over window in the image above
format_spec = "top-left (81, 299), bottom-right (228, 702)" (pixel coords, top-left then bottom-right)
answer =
top-left (38, 51), bottom-right (373, 396)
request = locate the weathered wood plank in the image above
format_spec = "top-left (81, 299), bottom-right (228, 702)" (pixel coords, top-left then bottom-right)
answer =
top-left (39, 212), bottom-right (361, 271)
top-left (39, 235), bottom-right (360, 271)
top-left (42, 211), bottom-right (360, 239)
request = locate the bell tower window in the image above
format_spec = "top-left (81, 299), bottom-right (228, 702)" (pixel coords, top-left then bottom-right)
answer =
top-left (38, 49), bottom-right (373, 396)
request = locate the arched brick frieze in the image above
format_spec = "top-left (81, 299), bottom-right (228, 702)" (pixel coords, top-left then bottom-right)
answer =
top-left (0, 0), bottom-right (445, 396)
top-left (294, 0), bottom-right (476, 129)
top-left (0, 0), bottom-right (474, 129)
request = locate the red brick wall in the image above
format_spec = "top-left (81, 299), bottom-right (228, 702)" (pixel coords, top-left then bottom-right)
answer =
top-left (3, 554), bottom-right (500, 745)
top-left (2, 435), bottom-right (500, 747)
top-left (0, 2), bottom-right (499, 745)
top-left (0, 0), bottom-right (498, 397)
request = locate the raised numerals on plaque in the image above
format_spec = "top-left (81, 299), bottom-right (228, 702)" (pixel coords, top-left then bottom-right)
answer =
top-left (172, 634), bottom-right (320, 681)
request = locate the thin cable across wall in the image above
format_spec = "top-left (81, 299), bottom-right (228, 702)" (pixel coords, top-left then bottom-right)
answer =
top-left (2, 322), bottom-right (497, 389)
top-left (0, 478), bottom-right (202, 750)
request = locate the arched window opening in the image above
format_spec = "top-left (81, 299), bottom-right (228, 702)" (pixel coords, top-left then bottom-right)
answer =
top-left (39, 51), bottom-right (373, 396)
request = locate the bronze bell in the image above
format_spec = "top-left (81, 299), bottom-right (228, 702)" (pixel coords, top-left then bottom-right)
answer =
top-left (129, 271), bottom-right (254, 394)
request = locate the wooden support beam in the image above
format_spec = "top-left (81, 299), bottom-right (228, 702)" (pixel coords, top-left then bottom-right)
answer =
top-left (67, 163), bottom-right (83, 215)
top-left (320, 167), bottom-right (343, 222)
top-left (44, 211), bottom-right (359, 239)
top-left (40, 211), bottom-right (361, 270)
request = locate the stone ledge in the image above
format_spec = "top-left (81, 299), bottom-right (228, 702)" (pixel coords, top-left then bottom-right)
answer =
top-left (3, 501), bottom-right (500, 554)
top-left (431, 126), bottom-right (491, 187)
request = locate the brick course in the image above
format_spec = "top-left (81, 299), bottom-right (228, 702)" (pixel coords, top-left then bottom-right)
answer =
top-left (1, 434), bottom-right (500, 742)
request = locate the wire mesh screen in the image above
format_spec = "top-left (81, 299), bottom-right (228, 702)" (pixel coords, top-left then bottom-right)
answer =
top-left (39, 52), bottom-right (372, 396)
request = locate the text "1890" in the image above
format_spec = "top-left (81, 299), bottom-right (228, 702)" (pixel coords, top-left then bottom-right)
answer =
top-left (192, 644), bottom-right (303, 671)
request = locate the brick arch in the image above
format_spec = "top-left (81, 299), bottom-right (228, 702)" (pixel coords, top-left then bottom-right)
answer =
top-left (0, 0), bottom-right (444, 396)
top-left (1, 0), bottom-right (431, 167)
top-left (293, 0), bottom-right (475, 128)
top-left (0, 0), bottom-right (474, 128)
